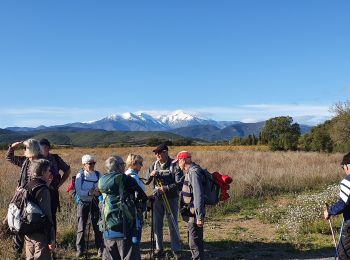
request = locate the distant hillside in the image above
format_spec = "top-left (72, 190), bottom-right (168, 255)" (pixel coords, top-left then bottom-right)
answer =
top-left (171, 122), bottom-right (311, 141)
top-left (0, 129), bottom-right (188, 147)
top-left (170, 122), bottom-right (264, 141)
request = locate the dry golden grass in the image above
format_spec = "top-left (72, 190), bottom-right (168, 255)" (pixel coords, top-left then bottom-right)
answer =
top-left (0, 146), bottom-right (344, 259)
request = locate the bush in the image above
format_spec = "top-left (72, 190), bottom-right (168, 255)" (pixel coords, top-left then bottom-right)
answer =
top-left (59, 228), bottom-right (76, 250)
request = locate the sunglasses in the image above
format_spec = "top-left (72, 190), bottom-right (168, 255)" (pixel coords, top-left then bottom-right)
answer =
top-left (87, 162), bottom-right (96, 166)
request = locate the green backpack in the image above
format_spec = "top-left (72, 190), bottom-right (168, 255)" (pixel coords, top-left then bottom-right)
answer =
top-left (98, 172), bottom-right (135, 233)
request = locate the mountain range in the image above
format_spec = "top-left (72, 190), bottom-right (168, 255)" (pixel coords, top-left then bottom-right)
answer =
top-left (3, 110), bottom-right (312, 143)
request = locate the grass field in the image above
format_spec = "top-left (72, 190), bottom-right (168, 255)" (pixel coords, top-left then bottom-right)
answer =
top-left (0, 146), bottom-right (345, 259)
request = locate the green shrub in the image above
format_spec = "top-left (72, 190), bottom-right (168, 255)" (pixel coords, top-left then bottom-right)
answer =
top-left (59, 228), bottom-right (76, 250)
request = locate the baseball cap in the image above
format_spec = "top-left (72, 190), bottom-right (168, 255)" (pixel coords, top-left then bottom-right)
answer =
top-left (82, 154), bottom-right (96, 164)
top-left (172, 151), bottom-right (191, 163)
top-left (153, 144), bottom-right (169, 154)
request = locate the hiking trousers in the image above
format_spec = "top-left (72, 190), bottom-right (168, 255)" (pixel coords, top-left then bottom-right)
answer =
top-left (154, 196), bottom-right (181, 252)
top-left (25, 233), bottom-right (51, 260)
top-left (76, 200), bottom-right (103, 254)
top-left (103, 237), bottom-right (133, 260)
top-left (338, 222), bottom-right (350, 260)
top-left (187, 222), bottom-right (204, 260)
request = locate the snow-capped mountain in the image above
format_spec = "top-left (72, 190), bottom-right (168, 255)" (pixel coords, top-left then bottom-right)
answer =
top-left (62, 110), bottom-right (240, 131)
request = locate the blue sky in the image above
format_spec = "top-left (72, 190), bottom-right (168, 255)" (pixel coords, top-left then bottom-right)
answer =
top-left (0, 1), bottom-right (349, 127)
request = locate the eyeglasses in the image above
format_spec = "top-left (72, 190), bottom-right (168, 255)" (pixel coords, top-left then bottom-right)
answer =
top-left (155, 150), bottom-right (166, 155)
top-left (137, 162), bottom-right (143, 166)
top-left (87, 162), bottom-right (96, 166)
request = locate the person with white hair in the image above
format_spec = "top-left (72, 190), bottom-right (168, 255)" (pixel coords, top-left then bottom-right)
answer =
top-left (75, 154), bottom-right (103, 258)
top-left (99, 155), bottom-right (148, 260)
top-left (5, 138), bottom-right (43, 255)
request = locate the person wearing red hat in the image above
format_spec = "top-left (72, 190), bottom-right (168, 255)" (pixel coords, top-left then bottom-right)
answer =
top-left (145, 144), bottom-right (184, 259)
top-left (175, 151), bottom-right (205, 260)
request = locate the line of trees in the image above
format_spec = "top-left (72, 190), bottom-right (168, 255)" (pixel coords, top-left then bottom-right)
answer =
top-left (231, 101), bottom-right (350, 152)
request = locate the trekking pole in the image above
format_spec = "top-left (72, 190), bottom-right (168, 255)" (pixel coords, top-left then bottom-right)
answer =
top-left (325, 204), bottom-right (338, 257)
top-left (334, 218), bottom-right (345, 260)
top-left (154, 178), bottom-right (181, 242)
top-left (150, 198), bottom-right (155, 258)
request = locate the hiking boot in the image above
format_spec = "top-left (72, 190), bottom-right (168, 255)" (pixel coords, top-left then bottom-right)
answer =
top-left (153, 249), bottom-right (164, 259)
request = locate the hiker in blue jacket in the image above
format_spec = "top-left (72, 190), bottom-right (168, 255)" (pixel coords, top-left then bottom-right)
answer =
top-left (75, 154), bottom-right (103, 258)
top-left (324, 152), bottom-right (350, 259)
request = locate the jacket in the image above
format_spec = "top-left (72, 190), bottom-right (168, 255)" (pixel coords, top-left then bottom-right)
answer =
top-left (329, 174), bottom-right (350, 222)
top-left (145, 157), bottom-right (184, 199)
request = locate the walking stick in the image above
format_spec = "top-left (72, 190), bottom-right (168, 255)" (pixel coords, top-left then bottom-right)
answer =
top-left (325, 204), bottom-right (337, 250)
top-left (150, 198), bottom-right (155, 258)
top-left (154, 178), bottom-right (181, 242)
top-left (334, 218), bottom-right (345, 260)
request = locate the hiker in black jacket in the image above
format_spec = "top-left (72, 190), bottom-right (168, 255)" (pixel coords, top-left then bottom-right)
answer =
top-left (39, 138), bottom-right (71, 234)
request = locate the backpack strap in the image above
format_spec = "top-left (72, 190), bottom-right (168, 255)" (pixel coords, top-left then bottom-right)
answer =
top-left (51, 154), bottom-right (60, 167)
top-left (79, 169), bottom-right (85, 186)
top-left (25, 179), bottom-right (48, 204)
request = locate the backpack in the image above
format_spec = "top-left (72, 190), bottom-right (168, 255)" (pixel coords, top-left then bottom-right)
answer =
top-left (67, 170), bottom-right (100, 204)
top-left (7, 182), bottom-right (49, 235)
top-left (201, 169), bottom-right (233, 205)
top-left (98, 173), bottom-right (135, 234)
top-left (201, 169), bottom-right (221, 205)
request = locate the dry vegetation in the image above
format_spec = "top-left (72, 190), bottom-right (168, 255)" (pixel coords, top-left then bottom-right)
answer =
top-left (0, 146), bottom-right (344, 259)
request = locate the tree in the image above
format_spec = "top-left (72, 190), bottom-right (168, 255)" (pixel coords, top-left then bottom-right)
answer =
top-left (330, 101), bottom-right (350, 147)
top-left (231, 137), bottom-right (242, 145)
top-left (260, 116), bottom-right (301, 151)
top-left (309, 121), bottom-right (333, 152)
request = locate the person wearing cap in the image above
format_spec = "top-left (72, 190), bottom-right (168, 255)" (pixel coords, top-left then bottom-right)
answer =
top-left (5, 139), bottom-right (43, 255)
top-left (75, 154), bottom-right (103, 258)
top-left (145, 144), bottom-right (184, 259)
top-left (39, 138), bottom-right (71, 234)
top-left (175, 151), bottom-right (205, 260)
top-left (324, 152), bottom-right (350, 259)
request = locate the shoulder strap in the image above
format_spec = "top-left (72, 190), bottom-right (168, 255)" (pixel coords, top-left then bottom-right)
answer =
top-left (26, 180), bottom-right (48, 203)
top-left (52, 154), bottom-right (60, 166)
top-left (95, 171), bottom-right (100, 179)
top-left (79, 169), bottom-right (85, 185)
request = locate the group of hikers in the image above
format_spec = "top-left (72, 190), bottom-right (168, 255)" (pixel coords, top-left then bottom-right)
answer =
top-left (5, 139), bottom-right (206, 260)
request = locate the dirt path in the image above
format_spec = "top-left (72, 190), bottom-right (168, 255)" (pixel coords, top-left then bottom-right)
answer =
top-left (136, 213), bottom-right (334, 260)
